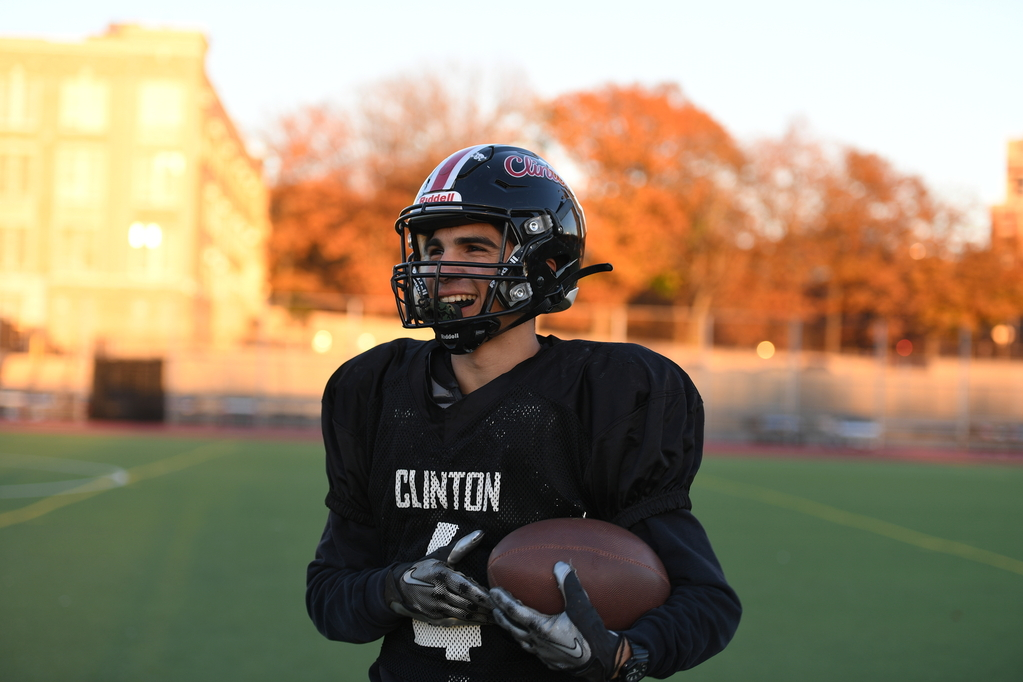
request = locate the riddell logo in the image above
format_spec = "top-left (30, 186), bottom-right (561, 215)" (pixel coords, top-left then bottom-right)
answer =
top-left (503, 155), bottom-right (566, 186)
top-left (419, 191), bottom-right (462, 204)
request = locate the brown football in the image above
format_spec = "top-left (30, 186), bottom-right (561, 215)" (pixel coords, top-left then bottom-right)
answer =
top-left (487, 517), bottom-right (671, 630)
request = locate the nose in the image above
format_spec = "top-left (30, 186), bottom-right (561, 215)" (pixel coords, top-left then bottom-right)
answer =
top-left (418, 262), bottom-right (466, 291)
top-left (437, 262), bottom-right (469, 281)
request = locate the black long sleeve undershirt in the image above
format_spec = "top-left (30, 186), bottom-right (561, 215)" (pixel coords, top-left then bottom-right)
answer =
top-left (306, 512), bottom-right (403, 644)
top-left (625, 511), bottom-right (742, 675)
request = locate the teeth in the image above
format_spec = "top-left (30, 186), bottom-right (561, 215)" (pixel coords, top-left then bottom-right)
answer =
top-left (440, 295), bottom-right (477, 304)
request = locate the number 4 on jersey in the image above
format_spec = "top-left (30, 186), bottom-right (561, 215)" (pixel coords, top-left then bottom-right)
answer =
top-left (412, 522), bottom-right (484, 662)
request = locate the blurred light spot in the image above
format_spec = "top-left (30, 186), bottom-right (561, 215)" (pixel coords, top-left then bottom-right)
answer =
top-left (909, 242), bottom-right (926, 260)
top-left (311, 330), bottom-right (332, 354)
top-left (756, 341), bottom-right (775, 359)
top-left (896, 339), bottom-right (913, 356)
top-left (357, 333), bottom-right (377, 351)
top-left (627, 168), bottom-right (647, 186)
top-left (773, 168), bottom-right (793, 188)
top-left (128, 222), bottom-right (146, 248)
top-left (992, 324), bottom-right (1016, 346)
top-left (736, 231), bottom-right (755, 250)
top-left (144, 223), bottom-right (162, 249)
top-left (128, 222), bottom-right (162, 249)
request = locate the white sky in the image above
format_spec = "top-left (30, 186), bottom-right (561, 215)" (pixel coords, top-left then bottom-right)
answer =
top-left (6, 0), bottom-right (1022, 224)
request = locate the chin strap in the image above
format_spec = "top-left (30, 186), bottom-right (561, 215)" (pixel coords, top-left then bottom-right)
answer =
top-left (559, 263), bottom-right (614, 291)
top-left (488, 262), bottom-right (615, 340)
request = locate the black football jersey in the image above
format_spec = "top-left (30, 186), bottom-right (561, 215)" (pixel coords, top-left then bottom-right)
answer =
top-left (320, 335), bottom-right (706, 682)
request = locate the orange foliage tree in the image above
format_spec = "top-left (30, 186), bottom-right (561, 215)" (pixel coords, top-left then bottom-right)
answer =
top-left (734, 124), bottom-right (1017, 350)
top-left (545, 83), bottom-right (749, 341)
top-left (911, 245), bottom-right (1023, 338)
top-left (267, 71), bottom-right (533, 305)
top-left (266, 75), bottom-right (1022, 350)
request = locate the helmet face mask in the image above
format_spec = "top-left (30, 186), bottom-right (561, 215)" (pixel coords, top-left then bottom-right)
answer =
top-left (391, 145), bottom-right (599, 354)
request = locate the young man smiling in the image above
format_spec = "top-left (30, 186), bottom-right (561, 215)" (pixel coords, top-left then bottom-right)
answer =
top-left (418, 221), bottom-right (554, 393)
top-left (307, 145), bottom-right (741, 682)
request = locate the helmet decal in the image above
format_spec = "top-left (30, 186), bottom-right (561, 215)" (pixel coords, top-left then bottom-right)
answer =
top-left (418, 145), bottom-right (491, 198)
top-left (419, 190), bottom-right (462, 204)
top-left (503, 154), bottom-right (567, 187)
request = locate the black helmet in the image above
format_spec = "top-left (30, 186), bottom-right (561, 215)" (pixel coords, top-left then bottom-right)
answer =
top-left (391, 144), bottom-right (611, 353)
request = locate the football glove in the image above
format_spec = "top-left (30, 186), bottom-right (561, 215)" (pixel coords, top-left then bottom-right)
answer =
top-left (490, 561), bottom-right (626, 682)
top-left (383, 529), bottom-right (494, 627)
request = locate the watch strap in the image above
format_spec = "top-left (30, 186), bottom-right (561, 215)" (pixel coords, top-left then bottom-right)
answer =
top-left (621, 641), bottom-right (649, 682)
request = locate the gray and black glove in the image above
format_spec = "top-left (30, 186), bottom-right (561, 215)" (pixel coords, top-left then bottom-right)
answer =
top-left (383, 529), bottom-right (494, 627)
top-left (490, 561), bottom-right (626, 682)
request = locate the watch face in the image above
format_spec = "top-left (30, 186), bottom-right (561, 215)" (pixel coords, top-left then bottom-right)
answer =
top-left (624, 662), bottom-right (649, 682)
top-left (622, 643), bottom-right (650, 682)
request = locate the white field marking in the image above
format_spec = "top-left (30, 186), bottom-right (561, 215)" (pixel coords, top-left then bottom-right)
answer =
top-left (0, 453), bottom-right (128, 499)
top-left (0, 441), bottom-right (238, 530)
top-left (698, 474), bottom-right (1023, 577)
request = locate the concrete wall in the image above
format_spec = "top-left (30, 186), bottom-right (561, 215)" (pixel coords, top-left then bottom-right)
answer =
top-left (2, 312), bottom-right (1021, 450)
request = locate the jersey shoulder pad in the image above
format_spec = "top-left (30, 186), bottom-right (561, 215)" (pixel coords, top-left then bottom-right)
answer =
top-left (324, 338), bottom-right (433, 399)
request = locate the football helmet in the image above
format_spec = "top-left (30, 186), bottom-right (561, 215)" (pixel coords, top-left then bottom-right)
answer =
top-left (391, 144), bottom-right (611, 354)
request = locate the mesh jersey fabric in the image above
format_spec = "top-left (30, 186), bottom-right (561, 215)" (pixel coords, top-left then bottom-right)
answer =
top-left (319, 335), bottom-right (708, 681)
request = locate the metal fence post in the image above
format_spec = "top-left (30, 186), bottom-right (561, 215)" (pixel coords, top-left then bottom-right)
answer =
top-left (958, 327), bottom-right (972, 449)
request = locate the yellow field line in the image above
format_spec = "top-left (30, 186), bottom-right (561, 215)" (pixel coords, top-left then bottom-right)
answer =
top-left (698, 474), bottom-right (1023, 577)
top-left (0, 441), bottom-right (238, 530)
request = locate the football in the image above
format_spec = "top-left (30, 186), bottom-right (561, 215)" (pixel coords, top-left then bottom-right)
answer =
top-left (486, 517), bottom-right (671, 630)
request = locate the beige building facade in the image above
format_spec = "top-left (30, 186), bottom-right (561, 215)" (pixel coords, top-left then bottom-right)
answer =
top-left (991, 139), bottom-right (1023, 255)
top-left (0, 24), bottom-right (269, 361)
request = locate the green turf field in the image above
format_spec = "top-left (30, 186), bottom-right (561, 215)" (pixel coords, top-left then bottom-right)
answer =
top-left (1, 430), bottom-right (1020, 681)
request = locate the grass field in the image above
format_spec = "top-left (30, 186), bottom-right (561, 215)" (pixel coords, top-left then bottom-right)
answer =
top-left (1, 428), bottom-right (1021, 681)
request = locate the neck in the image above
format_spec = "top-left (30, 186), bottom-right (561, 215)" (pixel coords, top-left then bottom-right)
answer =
top-left (451, 321), bottom-right (541, 394)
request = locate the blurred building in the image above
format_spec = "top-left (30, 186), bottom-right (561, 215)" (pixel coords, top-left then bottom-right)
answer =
top-left (991, 139), bottom-right (1023, 255)
top-left (0, 24), bottom-right (269, 361)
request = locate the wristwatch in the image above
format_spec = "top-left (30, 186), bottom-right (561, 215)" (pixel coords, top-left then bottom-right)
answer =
top-left (620, 641), bottom-right (649, 682)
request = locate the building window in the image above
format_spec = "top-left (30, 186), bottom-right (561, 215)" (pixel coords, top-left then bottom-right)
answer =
top-left (127, 221), bottom-right (168, 278)
top-left (0, 226), bottom-right (28, 271)
top-left (138, 81), bottom-right (185, 143)
top-left (0, 152), bottom-right (32, 196)
top-left (53, 228), bottom-right (98, 272)
top-left (59, 70), bottom-right (109, 133)
top-left (0, 65), bottom-right (40, 131)
top-left (133, 151), bottom-right (186, 206)
top-left (54, 146), bottom-right (107, 207)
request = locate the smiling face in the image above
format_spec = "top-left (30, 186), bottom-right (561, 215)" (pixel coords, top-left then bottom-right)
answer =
top-left (417, 222), bottom-right (514, 319)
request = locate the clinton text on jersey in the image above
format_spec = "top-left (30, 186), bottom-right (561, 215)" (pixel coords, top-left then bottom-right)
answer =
top-left (394, 469), bottom-right (501, 512)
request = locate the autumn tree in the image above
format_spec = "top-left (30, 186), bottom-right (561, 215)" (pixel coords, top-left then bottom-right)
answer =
top-left (909, 244), bottom-right (1023, 343)
top-left (266, 69), bottom-right (533, 304)
top-left (734, 124), bottom-right (1003, 352)
top-left (545, 83), bottom-right (748, 342)
top-left (265, 73), bottom-right (1022, 351)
